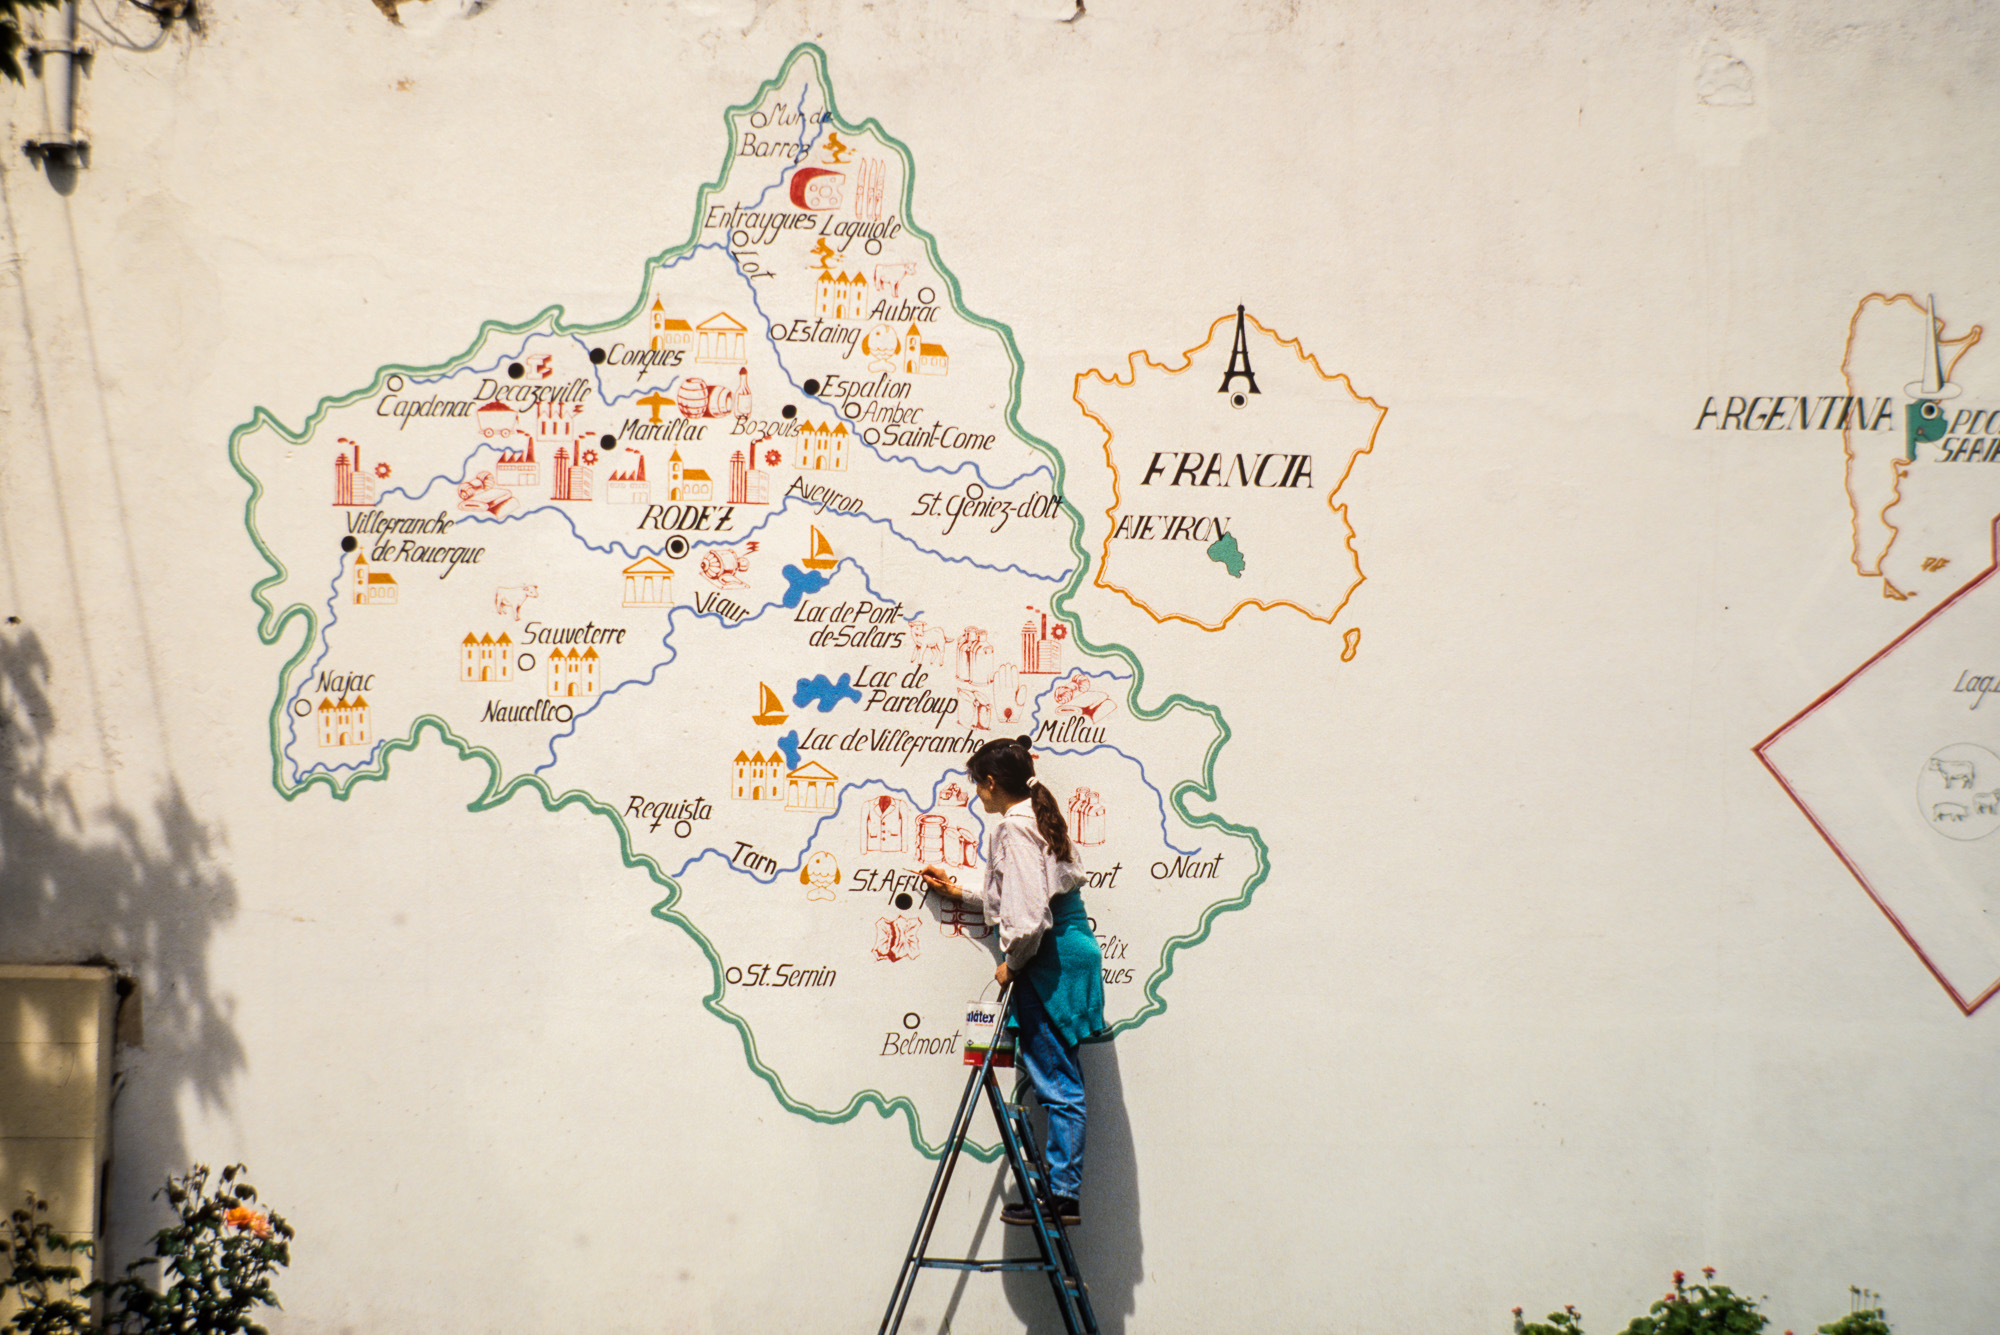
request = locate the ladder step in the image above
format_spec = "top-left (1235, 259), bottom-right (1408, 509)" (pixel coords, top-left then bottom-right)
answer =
top-left (879, 986), bottom-right (1101, 1335)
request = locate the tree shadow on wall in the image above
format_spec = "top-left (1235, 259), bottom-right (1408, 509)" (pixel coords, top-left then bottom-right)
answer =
top-left (0, 627), bottom-right (244, 1257)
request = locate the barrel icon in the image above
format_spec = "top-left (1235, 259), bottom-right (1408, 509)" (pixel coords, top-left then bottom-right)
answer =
top-left (676, 378), bottom-right (733, 419)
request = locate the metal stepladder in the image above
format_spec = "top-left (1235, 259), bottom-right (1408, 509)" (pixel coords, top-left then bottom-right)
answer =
top-left (877, 985), bottom-right (1100, 1335)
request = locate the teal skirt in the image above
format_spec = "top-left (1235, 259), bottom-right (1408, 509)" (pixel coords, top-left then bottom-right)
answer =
top-left (1011, 892), bottom-right (1106, 1048)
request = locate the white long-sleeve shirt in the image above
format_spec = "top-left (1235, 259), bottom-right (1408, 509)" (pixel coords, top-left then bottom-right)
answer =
top-left (972, 798), bottom-right (1081, 971)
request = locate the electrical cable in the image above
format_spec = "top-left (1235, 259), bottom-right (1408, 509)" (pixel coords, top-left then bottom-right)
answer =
top-left (77, 0), bottom-right (172, 53)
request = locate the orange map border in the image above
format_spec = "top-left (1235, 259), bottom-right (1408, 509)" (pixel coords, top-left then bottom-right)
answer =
top-left (1839, 292), bottom-right (1981, 599)
top-left (1074, 311), bottom-right (1387, 632)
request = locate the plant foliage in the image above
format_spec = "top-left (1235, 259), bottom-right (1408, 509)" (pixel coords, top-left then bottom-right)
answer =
top-left (1516, 1304), bottom-right (1587, 1335)
top-left (0, 1196), bottom-right (93, 1335)
top-left (1620, 1270), bottom-right (1768, 1335)
top-left (1514, 1271), bottom-right (1893, 1335)
top-left (0, 0), bottom-right (59, 84)
top-left (0, 1166), bottom-right (292, 1335)
top-left (1817, 1288), bottom-right (1892, 1335)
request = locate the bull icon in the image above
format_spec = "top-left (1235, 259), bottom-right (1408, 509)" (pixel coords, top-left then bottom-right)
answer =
top-left (494, 585), bottom-right (538, 620)
top-left (1929, 758), bottom-right (1976, 789)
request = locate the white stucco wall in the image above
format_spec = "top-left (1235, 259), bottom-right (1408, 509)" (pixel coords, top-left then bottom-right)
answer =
top-left (2, 3), bottom-right (1997, 1331)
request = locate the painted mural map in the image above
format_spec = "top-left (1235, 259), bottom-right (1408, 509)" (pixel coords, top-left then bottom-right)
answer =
top-left (234, 47), bottom-right (1379, 1143)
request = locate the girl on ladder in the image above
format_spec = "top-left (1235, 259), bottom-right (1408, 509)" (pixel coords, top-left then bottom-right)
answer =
top-left (921, 735), bottom-right (1106, 1227)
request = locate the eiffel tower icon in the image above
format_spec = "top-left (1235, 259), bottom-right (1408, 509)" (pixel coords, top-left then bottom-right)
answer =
top-left (1218, 304), bottom-right (1259, 406)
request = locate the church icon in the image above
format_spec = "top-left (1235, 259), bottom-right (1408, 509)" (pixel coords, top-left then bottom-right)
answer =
top-left (649, 299), bottom-right (693, 352)
top-left (352, 553), bottom-right (398, 605)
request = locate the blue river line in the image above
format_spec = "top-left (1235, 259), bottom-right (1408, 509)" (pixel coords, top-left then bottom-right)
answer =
top-left (529, 555), bottom-right (921, 779)
top-left (727, 250), bottom-right (1055, 495)
top-left (656, 772), bottom-right (959, 885)
top-left (620, 669), bottom-right (1197, 884)
top-left (1031, 741), bottom-right (1202, 860)
top-left (284, 555), bottom-right (385, 785)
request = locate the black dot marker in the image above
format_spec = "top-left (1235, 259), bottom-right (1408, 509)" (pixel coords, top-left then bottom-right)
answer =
top-left (893, 893), bottom-right (913, 910)
top-left (600, 434), bottom-right (617, 450)
top-left (781, 404), bottom-right (797, 420)
top-left (802, 378), bottom-right (821, 396)
top-left (1231, 392), bottom-right (1247, 408)
top-left (341, 536), bottom-right (358, 552)
top-left (589, 347), bottom-right (607, 365)
top-left (508, 362), bottom-right (525, 379)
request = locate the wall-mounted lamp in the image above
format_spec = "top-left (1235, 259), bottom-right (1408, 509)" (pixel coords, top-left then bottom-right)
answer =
top-left (22, 1), bottom-right (89, 170)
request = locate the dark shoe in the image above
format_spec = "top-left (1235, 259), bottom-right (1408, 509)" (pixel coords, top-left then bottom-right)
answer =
top-left (1001, 1194), bottom-right (1080, 1227)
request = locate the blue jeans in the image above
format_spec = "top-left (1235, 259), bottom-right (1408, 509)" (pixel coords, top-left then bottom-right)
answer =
top-left (1015, 980), bottom-right (1086, 1201)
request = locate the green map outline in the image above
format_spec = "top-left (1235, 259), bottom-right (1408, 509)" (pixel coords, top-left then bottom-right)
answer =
top-left (228, 44), bottom-right (1270, 1159)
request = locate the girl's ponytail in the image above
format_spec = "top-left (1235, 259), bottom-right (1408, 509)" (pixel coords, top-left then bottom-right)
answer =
top-left (1027, 777), bottom-right (1075, 865)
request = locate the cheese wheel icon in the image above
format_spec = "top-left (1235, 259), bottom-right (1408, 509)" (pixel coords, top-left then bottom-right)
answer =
top-left (790, 167), bottom-right (845, 211)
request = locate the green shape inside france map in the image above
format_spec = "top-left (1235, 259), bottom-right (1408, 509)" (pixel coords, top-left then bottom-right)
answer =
top-left (1206, 531), bottom-right (1246, 578)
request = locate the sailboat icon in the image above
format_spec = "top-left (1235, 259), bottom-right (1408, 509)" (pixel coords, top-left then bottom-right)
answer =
top-left (803, 525), bottom-right (838, 571)
top-left (1905, 294), bottom-right (1963, 401)
top-left (753, 681), bottom-right (789, 726)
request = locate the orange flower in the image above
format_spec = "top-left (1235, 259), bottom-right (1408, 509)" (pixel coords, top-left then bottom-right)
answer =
top-left (223, 1206), bottom-right (272, 1239)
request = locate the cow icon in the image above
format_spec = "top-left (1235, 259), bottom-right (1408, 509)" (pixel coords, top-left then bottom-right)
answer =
top-left (874, 262), bottom-right (918, 297)
top-left (494, 585), bottom-right (538, 620)
top-left (907, 620), bottom-right (947, 667)
top-left (1929, 758), bottom-right (1976, 789)
top-left (1918, 745), bottom-right (2000, 840)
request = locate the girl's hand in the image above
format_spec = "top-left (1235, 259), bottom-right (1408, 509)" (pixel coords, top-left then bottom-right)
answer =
top-left (919, 865), bottom-right (960, 900)
top-left (995, 961), bottom-right (1012, 985)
